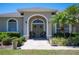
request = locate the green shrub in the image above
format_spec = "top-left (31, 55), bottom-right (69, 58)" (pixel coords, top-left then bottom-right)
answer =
top-left (7, 32), bottom-right (20, 38)
top-left (0, 32), bottom-right (21, 46)
top-left (0, 35), bottom-right (2, 42)
top-left (68, 36), bottom-right (79, 46)
top-left (12, 37), bottom-right (25, 47)
top-left (0, 32), bottom-right (8, 42)
top-left (54, 33), bottom-right (64, 37)
top-left (49, 37), bottom-right (68, 46)
top-left (71, 32), bottom-right (79, 37)
top-left (19, 37), bottom-right (26, 42)
top-left (3, 37), bottom-right (12, 45)
top-left (13, 38), bottom-right (24, 49)
top-left (0, 32), bottom-right (20, 38)
top-left (17, 38), bottom-right (23, 47)
top-left (53, 32), bottom-right (79, 37)
top-left (54, 33), bottom-right (71, 38)
top-left (17, 37), bottom-right (26, 47)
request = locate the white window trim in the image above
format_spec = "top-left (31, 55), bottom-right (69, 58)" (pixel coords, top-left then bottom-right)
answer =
top-left (7, 18), bottom-right (18, 32)
top-left (55, 24), bottom-right (72, 33)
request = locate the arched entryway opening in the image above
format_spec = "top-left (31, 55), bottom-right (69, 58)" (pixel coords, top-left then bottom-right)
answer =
top-left (28, 15), bottom-right (47, 39)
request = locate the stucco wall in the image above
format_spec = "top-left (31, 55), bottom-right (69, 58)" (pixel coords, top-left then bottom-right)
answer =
top-left (72, 23), bottom-right (79, 33)
top-left (0, 17), bottom-right (23, 35)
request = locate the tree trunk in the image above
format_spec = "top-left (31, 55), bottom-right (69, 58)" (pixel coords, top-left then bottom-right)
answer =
top-left (60, 24), bottom-right (65, 37)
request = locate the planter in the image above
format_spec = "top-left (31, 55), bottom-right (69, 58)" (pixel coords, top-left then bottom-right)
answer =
top-left (12, 38), bottom-right (18, 49)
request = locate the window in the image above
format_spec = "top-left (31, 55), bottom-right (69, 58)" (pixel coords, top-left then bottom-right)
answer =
top-left (56, 23), bottom-right (61, 33)
top-left (33, 19), bottom-right (43, 23)
top-left (64, 24), bottom-right (69, 33)
top-left (56, 24), bottom-right (69, 33)
top-left (8, 19), bottom-right (18, 32)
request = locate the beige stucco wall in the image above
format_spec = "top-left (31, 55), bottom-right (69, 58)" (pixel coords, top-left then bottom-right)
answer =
top-left (0, 17), bottom-right (23, 35)
top-left (72, 23), bottom-right (79, 33)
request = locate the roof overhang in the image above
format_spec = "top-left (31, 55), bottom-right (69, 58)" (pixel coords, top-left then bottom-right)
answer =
top-left (17, 8), bottom-right (57, 13)
top-left (0, 12), bottom-right (23, 17)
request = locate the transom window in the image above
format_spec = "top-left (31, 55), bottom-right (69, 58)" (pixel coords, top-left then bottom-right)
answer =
top-left (33, 19), bottom-right (43, 24)
top-left (31, 19), bottom-right (45, 31)
top-left (8, 19), bottom-right (18, 32)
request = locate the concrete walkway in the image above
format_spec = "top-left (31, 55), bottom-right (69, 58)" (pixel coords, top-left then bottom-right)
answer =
top-left (20, 39), bottom-right (79, 50)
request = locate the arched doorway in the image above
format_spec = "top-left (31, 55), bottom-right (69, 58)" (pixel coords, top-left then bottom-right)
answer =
top-left (29, 15), bottom-right (47, 39)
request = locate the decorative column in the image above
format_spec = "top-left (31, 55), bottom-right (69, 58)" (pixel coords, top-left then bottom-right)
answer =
top-left (26, 19), bottom-right (29, 39)
top-left (69, 24), bottom-right (72, 33)
top-left (54, 23), bottom-right (57, 33)
top-left (46, 19), bottom-right (48, 39)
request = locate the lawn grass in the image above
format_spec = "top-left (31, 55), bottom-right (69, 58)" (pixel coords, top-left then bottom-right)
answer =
top-left (0, 49), bottom-right (79, 55)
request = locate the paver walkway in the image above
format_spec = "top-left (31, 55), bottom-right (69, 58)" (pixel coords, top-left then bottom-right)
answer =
top-left (20, 39), bottom-right (79, 50)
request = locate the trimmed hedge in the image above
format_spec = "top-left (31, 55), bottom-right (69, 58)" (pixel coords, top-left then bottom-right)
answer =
top-left (53, 32), bottom-right (79, 37)
top-left (0, 32), bottom-right (21, 38)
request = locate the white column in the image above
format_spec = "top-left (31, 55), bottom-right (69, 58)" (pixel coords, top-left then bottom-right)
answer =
top-left (46, 20), bottom-right (48, 39)
top-left (27, 20), bottom-right (29, 39)
top-left (69, 24), bottom-right (72, 33)
top-left (23, 17), bottom-right (29, 39)
top-left (54, 23), bottom-right (57, 33)
top-left (23, 18), bottom-right (27, 37)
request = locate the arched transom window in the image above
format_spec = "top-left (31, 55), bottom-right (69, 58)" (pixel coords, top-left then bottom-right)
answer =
top-left (33, 19), bottom-right (43, 23)
top-left (32, 19), bottom-right (44, 24)
top-left (8, 19), bottom-right (18, 32)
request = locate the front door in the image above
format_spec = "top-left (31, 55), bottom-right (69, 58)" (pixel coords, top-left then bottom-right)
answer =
top-left (33, 24), bottom-right (44, 38)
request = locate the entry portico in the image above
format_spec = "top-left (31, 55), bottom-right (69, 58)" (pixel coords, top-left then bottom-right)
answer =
top-left (26, 14), bottom-right (48, 39)
top-left (17, 8), bottom-right (57, 39)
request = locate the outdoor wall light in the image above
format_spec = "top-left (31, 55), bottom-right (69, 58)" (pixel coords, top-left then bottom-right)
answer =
top-left (25, 21), bottom-right (27, 23)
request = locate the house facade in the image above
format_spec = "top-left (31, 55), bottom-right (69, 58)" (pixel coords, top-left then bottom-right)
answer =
top-left (0, 8), bottom-right (78, 39)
